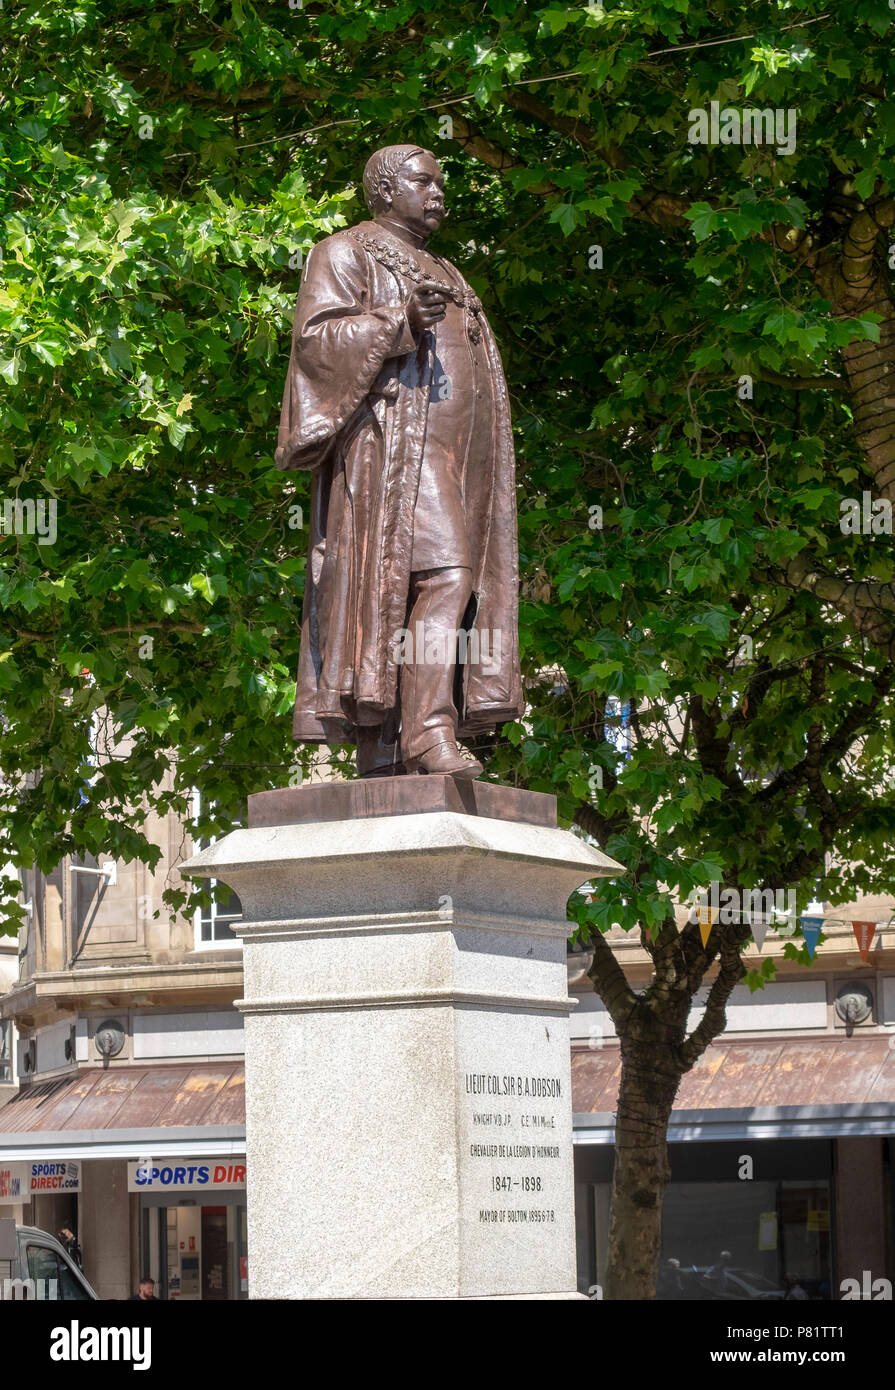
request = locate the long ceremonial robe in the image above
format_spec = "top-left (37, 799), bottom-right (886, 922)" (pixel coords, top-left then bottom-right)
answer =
top-left (275, 221), bottom-right (523, 744)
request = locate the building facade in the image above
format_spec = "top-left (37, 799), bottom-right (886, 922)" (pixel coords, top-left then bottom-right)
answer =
top-left (570, 902), bottom-right (895, 1299)
top-left (0, 803), bottom-right (246, 1300)
top-left (0, 931), bottom-right (16, 1109)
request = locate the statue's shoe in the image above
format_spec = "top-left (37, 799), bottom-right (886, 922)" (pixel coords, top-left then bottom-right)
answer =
top-left (408, 741), bottom-right (483, 779)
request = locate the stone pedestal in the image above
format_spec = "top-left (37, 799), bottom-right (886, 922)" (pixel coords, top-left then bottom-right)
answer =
top-left (182, 777), bottom-right (620, 1300)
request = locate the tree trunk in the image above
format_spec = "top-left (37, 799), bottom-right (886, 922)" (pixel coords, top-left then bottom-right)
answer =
top-left (603, 1030), bottom-right (683, 1300)
top-left (585, 916), bottom-right (749, 1300)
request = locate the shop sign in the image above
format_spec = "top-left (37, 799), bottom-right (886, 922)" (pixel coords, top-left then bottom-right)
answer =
top-left (0, 1161), bottom-right (81, 1202)
top-left (0, 1164), bottom-right (27, 1203)
top-left (127, 1160), bottom-right (246, 1193)
top-left (28, 1161), bottom-right (81, 1195)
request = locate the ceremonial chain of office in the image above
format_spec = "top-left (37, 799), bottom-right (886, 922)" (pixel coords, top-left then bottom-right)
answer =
top-left (350, 227), bottom-right (484, 343)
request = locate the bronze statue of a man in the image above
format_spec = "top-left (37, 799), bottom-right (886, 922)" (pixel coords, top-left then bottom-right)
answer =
top-left (275, 144), bottom-right (523, 777)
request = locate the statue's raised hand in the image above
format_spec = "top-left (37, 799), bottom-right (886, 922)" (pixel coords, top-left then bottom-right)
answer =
top-left (406, 280), bottom-right (448, 336)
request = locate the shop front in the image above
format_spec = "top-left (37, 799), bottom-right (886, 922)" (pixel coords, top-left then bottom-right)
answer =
top-left (129, 1159), bottom-right (248, 1300)
top-left (571, 1035), bottom-right (895, 1300)
top-left (0, 1062), bottom-right (247, 1298)
top-left (575, 1137), bottom-right (836, 1299)
top-left (0, 1159), bottom-right (82, 1237)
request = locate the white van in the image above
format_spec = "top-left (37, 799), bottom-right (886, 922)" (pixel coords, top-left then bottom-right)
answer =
top-left (0, 1219), bottom-right (99, 1300)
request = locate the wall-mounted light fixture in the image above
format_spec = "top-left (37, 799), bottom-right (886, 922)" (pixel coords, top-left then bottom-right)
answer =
top-left (68, 861), bottom-right (117, 887)
top-left (94, 1020), bottom-right (126, 1060)
top-left (835, 982), bottom-right (873, 1032)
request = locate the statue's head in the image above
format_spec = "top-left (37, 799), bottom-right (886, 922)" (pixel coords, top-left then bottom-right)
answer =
top-left (363, 144), bottom-right (445, 239)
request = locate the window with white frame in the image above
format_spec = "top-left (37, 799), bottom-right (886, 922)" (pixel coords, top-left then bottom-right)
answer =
top-left (192, 792), bottom-right (242, 947)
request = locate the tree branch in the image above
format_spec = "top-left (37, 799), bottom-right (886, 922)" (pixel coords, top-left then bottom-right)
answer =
top-left (779, 554), bottom-right (895, 661)
top-left (504, 89), bottom-right (625, 169)
top-left (586, 929), bottom-right (638, 1032)
top-left (678, 925), bottom-right (749, 1068)
top-left (758, 368), bottom-right (848, 392)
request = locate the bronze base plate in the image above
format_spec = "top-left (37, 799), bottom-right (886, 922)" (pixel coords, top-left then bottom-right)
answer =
top-left (247, 776), bottom-right (556, 829)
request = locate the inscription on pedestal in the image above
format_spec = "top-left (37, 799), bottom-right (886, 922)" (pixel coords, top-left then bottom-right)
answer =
top-left (462, 1071), bottom-right (567, 1228)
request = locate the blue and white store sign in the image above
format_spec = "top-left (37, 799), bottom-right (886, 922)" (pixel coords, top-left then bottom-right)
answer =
top-left (0, 1161), bottom-right (81, 1202)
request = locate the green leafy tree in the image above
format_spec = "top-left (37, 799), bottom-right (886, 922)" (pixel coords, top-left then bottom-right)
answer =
top-left (1, 0), bottom-right (893, 1298)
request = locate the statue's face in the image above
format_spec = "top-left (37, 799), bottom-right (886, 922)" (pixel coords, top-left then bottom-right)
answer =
top-left (377, 152), bottom-right (445, 238)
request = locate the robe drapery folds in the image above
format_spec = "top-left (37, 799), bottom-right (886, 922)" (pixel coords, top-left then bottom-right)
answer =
top-left (275, 221), bottom-right (524, 744)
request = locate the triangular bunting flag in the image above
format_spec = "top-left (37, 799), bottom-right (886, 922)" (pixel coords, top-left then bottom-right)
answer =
top-left (697, 905), bottom-right (718, 948)
top-left (749, 915), bottom-right (770, 953)
top-left (852, 920), bottom-right (877, 963)
top-left (800, 916), bottom-right (824, 959)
